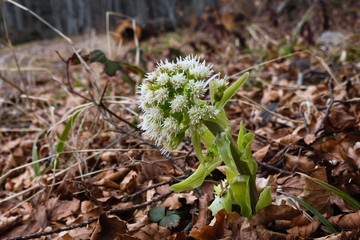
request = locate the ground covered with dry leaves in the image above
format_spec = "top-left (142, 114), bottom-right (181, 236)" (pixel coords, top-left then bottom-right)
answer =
top-left (1, 3), bottom-right (360, 240)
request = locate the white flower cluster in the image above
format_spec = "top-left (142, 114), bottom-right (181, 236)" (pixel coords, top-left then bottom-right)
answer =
top-left (139, 56), bottom-right (217, 151)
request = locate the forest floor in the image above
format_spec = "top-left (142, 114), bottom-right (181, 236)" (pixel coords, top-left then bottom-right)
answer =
top-left (1, 3), bottom-right (360, 240)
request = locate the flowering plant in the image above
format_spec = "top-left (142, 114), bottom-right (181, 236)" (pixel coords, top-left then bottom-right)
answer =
top-left (139, 56), bottom-right (271, 218)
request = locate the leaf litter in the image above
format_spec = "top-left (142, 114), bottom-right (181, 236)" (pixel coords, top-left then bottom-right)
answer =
top-left (1, 1), bottom-right (360, 239)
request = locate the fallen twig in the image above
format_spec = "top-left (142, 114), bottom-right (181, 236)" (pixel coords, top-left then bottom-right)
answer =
top-left (314, 79), bottom-right (334, 135)
top-left (256, 160), bottom-right (294, 176)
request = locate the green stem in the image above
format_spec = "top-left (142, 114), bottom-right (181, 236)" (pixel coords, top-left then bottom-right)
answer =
top-left (203, 120), bottom-right (259, 213)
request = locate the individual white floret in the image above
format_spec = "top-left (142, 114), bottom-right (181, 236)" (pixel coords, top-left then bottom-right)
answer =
top-left (171, 72), bottom-right (187, 89)
top-left (139, 115), bottom-right (162, 139)
top-left (140, 85), bottom-right (155, 107)
top-left (188, 105), bottom-right (204, 126)
top-left (157, 59), bottom-right (176, 72)
top-left (189, 63), bottom-right (213, 79)
top-left (162, 116), bottom-right (180, 136)
top-left (149, 106), bottom-right (164, 120)
top-left (170, 95), bottom-right (187, 113)
top-left (188, 80), bottom-right (206, 98)
top-left (154, 87), bottom-right (169, 103)
top-left (214, 78), bottom-right (228, 87)
top-left (139, 115), bottom-right (152, 133)
top-left (144, 71), bottom-right (158, 82)
top-left (156, 72), bottom-right (170, 86)
top-left (176, 55), bottom-right (199, 71)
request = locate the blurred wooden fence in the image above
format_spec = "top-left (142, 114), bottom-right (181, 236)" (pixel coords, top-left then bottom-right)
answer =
top-left (0, 0), bottom-right (215, 43)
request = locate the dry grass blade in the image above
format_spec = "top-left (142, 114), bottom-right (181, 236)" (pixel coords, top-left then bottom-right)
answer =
top-left (238, 94), bottom-right (303, 124)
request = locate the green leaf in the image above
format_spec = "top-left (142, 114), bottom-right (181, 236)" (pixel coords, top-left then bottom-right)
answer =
top-left (255, 187), bottom-right (272, 212)
top-left (224, 168), bottom-right (237, 182)
top-left (216, 72), bottom-right (249, 109)
top-left (148, 206), bottom-right (166, 223)
top-left (210, 77), bottom-right (218, 104)
top-left (200, 130), bottom-right (215, 148)
top-left (229, 175), bottom-right (252, 219)
top-left (171, 144), bottom-right (222, 192)
top-left (216, 132), bottom-right (239, 174)
top-left (237, 121), bottom-right (246, 149)
top-left (56, 112), bottom-right (80, 154)
top-left (243, 139), bottom-right (257, 176)
top-left (209, 195), bottom-right (224, 216)
top-left (32, 130), bottom-right (45, 177)
top-left (90, 50), bottom-right (120, 76)
top-left (213, 109), bottom-right (232, 134)
top-left (209, 181), bottom-right (233, 216)
top-left (90, 49), bottom-right (144, 93)
top-left (209, 191), bottom-right (232, 216)
top-left (159, 214), bottom-right (180, 228)
top-left (239, 133), bottom-right (254, 151)
top-left (171, 165), bottom-right (205, 192)
top-left (191, 130), bottom-right (204, 163)
top-left (298, 172), bottom-right (360, 210)
top-left (278, 190), bottom-right (337, 233)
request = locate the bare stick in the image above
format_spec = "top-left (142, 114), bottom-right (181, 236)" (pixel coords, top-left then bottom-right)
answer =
top-left (314, 79), bottom-right (334, 135)
top-left (0, 73), bottom-right (24, 94)
top-left (256, 160), bottom-right (294, 176)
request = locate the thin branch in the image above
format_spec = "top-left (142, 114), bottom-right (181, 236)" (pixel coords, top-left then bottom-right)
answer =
top-left (183, 147), bottom-right (194, 169)
top-left (314, 79), bottom-right (334, 135)
top-left (0, 73), bottom-right (24, 94)
top-left (256, 160), bottom-right (294, 176)
top-left (55, 51), bottom-right (92, 102)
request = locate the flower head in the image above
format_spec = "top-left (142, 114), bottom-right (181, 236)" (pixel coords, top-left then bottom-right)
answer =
top-left (139, 56), bottom-right (222, 151)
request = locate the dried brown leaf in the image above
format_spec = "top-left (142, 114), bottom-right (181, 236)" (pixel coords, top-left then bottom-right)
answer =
top-left (190, 208), bottom-right (226, 240)
top-left (168, 232), bottom-right (187, 240)
top-left (49, 198), bottom-right (80, 222)
top-left (163, 191), bottom-right (197, 210)
top-left (250, 205), bottom-right (300, 226)
top-left (254, 144), bottom-right (271, 162)
top-left (283, 153), bottom-right (315, 172)
top-left (90, 213), bottom-right (128, 240)
top-left (312, 230), bottom-right (360, 240)
top-left (324, 106), bottom-right (357, 132)
top-left (132, 223), bottom-right (171, 240)
top-left (277, 175), bottom-right (305, 196)
top-left (256, 225), bottom-right (287, 240)
top-left (287, 219), bottom-right (320, 238)
top-left (119, 170), bottom-right (137, 194)
top-left (299, 167), bottom-right (330, 214)
top-left (190, 194), bottom-right (209, 235)
top-left (278, 134), bottom-right (302, 146)
top-left (304, 133), bottom-right (316, 145)
top-left (0, 216), bottom-right (20, 234)
top-left (329, 210), bottom-right (360, 230)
